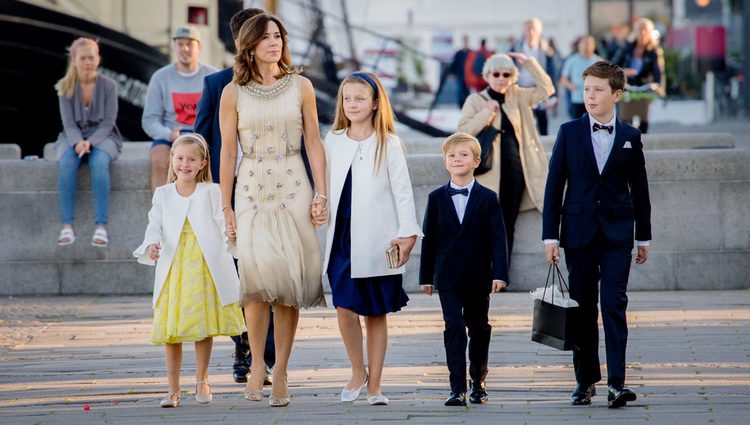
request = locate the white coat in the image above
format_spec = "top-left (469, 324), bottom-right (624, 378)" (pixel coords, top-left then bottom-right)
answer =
top-left (322, 131), bottom-right (424, 278)
top-left (133, 183), bottom-right (240, 308)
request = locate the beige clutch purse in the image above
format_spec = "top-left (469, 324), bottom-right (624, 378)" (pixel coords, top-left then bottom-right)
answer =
top-left (385, 244), bottom-right (400, 269)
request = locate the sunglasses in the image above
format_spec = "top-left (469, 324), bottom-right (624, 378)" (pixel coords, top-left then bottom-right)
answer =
top-left (491, 72), bottom-right (513, 79)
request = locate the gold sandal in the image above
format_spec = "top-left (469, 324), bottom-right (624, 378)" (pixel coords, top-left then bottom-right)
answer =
top-left (269, 395), bottom-right (291, 407)
top-left (243, 387), bottom-right (263, 401)
top-left (195, 380), bottom-right (212, 404)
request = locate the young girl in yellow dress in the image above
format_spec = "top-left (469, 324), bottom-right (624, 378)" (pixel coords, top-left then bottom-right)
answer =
top-left (134, 133), bottom-right (245, 407)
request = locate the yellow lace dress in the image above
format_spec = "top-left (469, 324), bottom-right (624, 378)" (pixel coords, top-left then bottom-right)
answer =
top-left (151, 220), bottom-right (246, 344)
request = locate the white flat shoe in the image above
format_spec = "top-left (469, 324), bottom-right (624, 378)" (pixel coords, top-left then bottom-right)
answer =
top-left (341, 374), bottom-right (368, 402)
top-left (367, 394), bottom-right (389, 405)
top-left (160, 392), bottom-right (181, 408)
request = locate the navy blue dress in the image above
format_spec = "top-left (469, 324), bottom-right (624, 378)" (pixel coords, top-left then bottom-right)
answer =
top-left (327, 169), bottom-right (409, 316)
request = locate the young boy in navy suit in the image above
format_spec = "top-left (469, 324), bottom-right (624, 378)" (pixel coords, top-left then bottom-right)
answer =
top-left (419, 133), bottom-right (509, 406)
top-left (542, 61), bottom-right (651, 408)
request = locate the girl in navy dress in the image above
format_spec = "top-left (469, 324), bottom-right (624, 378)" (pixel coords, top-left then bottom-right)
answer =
top-left (321, 71), bottom-right (422, 405)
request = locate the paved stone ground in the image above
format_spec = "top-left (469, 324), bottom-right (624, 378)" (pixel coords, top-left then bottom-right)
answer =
top-left (1, 291), bottom-right (749, 424)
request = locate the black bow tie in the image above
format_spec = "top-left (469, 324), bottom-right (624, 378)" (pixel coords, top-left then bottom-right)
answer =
top-left (593, 123), bottom-right (614, 134)
top-left (448, 187), bottom-right (469, 197)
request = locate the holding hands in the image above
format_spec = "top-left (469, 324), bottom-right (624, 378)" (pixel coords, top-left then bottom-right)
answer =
top-left (223, 207), bottom-right (237, 242)
top-left (310, 194), bottom-right (328, 227)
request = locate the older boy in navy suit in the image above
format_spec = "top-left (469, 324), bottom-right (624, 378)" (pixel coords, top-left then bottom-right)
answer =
top-left (542, 61), bottom-right (651, 408)
top-left (420, 133), bottom-right (509, 406)
top-left (193, 7), bottom-right (277, 385)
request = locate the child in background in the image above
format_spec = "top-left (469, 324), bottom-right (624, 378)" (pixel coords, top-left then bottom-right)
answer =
top-left (321, 71), bottom-right (423, 405)
top-left (134, 133), bottom-right (245, 407)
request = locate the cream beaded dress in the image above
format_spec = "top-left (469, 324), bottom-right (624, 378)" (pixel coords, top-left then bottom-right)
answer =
top-left (234, 74), bottom-right (325, 308)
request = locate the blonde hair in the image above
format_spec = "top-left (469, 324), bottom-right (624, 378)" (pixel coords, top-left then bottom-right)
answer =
top-left (233, 13), bottom-right (298, 86)
top-left (633, 18), bottom-right (658, 50)
top-left (167, 133), bottom-right (212, 183)
top-left (55, 38), bottom-right (99, 98)
top-left (442, 132), bottom-right (482, 159)
top-left (331, 71), bottom-right (398, 173)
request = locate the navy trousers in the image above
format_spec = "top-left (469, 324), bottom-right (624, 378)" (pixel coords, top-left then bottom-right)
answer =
top-left (438, 288), bottom-right (491, 393)
top-left (564, 230), bottom-right (632, 388)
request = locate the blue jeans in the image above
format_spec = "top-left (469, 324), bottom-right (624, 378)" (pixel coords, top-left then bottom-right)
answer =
top-left (58, 146), bottom-right (111, 226)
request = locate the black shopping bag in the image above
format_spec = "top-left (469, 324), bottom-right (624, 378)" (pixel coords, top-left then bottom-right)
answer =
top-left (531, 263), bottom-right (581, 351)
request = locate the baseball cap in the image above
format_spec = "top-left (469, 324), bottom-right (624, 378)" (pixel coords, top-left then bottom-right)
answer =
top-left (172, 26), bottom-right (201, 43)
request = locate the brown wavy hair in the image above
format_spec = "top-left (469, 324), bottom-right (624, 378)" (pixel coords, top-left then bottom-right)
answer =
top-left (331, 71), bottom-right (399, 174)
top-left (167, 133), bottom-right (212, 183)
top-left (233, 13), bottom-right (298, 85)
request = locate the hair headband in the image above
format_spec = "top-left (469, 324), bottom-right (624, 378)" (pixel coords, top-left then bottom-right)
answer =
top-left (350, 72), bottom-right (379, 98)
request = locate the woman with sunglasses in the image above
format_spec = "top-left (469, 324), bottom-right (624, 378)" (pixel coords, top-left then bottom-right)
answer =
top-left (457, 52), bottom-right (554, 267)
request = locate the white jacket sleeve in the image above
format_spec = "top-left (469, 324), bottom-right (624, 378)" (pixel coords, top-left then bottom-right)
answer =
top-left (386, 136), bottom-right (424, 239)
top-left (133, 188), bottom-right (164, 265)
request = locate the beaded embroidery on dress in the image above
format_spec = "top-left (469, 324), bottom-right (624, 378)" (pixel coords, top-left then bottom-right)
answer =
top-left (234, 74), bottom-right (325, 308)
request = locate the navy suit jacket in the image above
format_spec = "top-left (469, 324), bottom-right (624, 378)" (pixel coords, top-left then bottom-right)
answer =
top-left (194, 67), bottom-right (233, 183)
top-left (542, 114), bottom-right (652, 249)
top-left (419, 182), bottom-right (509, 293)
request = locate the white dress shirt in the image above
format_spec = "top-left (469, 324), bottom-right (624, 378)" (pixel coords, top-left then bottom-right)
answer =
top-left (450, 179), bottom-right (475, 224)
top-left (590, 113), bottom-right (617, 174)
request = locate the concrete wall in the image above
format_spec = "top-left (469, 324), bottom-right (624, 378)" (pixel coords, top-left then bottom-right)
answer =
top-left (2, 136), bottom-right (749, 295)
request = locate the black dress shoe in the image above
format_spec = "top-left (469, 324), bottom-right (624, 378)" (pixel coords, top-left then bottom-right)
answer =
top-left (444, 391), bottom-right (467, 406)
top-left (607, 385), bottom-right (636, 408)
top-left (570, 383), bottom-right (596, 405)
top-left (468, 380), bottom-right (488, 404)
top-left (232, 349), bottom-right (250, 383)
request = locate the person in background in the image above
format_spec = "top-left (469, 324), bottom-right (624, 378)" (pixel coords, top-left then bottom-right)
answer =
top-left (612, 18), bottom-right (665, 134)
top-left (54, 37), bottom-right (122, 248)
top-left (560, 35), bottom-right (603, 118)
top-left (510, 17), bottom-right (558, 135)
top-left (142, 26), bottom-right (218, 190)
top-left (446, 35), bottom-right (471, 108)
top-left (464, 38), bottom-right (493, 93)
top-left (457, 53), bottom-right (554, 266)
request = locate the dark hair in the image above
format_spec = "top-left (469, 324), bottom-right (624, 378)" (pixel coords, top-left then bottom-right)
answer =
top-left (230, 8), bottom-right (264, 39)
top-left (582, 60), bottom-right (625, 92)
top-left (233, 13), bottom-right (297, 86)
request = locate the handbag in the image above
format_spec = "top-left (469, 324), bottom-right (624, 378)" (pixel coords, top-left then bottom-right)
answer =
top-left (385, 244), bottom-right (400, 269)
top-left (474, 94), bottom-right (499, 176)
top-left (531, 263), bottom-right (581, 351)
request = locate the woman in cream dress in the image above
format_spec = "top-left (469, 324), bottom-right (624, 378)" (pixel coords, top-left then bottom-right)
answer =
top-left (218, 13), bottom-right (327, 407)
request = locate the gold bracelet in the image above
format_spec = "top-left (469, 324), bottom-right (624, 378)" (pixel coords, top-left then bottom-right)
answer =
top-left (315, 193), bottom-right (327, 200)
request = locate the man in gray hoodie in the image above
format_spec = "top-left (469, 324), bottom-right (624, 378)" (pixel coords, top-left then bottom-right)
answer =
top-left (142, 26), bottom-right (217, 190)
